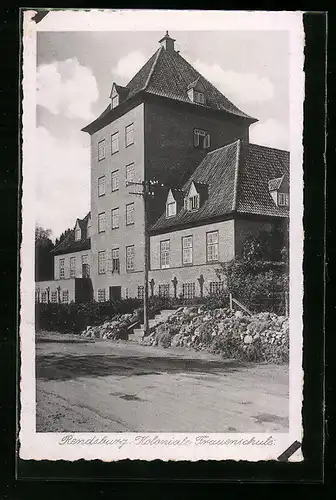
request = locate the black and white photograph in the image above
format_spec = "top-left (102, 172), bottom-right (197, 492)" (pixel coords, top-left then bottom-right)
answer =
top-left (20, 9), bottom-right (304, 462)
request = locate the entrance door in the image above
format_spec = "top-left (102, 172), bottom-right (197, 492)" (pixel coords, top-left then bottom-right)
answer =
top-left (109, 286), bottom-right (121, 301)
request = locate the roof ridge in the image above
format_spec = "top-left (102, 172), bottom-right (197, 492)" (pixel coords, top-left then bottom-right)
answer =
top-left (249, 142), bottom-right (289, 154)
top-left (143, 46), bottom-right (163, 91)
top-left (231, 139), bottom-right (241, 211)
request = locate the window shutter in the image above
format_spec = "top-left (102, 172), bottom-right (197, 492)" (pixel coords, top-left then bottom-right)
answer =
top-left (106, 249), bottom-right (113, 275)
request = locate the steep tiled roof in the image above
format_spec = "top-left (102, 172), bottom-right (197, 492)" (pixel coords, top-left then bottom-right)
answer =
top-left (83, 41), bottom-right (257, 132)
top-left (150, 141), bottom-right (240, 232)
top-left (236, 145), bottom-right (289, 217)
top-left (150, 141), bottom-right (289, 233)
top-left (53, 212), bottom-right (91, 255)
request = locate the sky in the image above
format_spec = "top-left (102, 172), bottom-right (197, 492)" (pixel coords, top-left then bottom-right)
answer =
top-left (35, 30), bottom-right (289, 239)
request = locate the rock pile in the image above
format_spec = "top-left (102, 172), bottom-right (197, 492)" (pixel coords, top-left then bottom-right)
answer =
top-left (81, 309), bottom-right (141, 340)
top-left (142, 306), bottom-right (289, 363)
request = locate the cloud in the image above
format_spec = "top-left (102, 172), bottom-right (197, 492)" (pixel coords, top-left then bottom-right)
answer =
top-left (250, 119), bottom-right (289, 150)
top-left (193, 60), bottom-right (274, 104)
top-left (37, 58), bottom-right (99, 120)
top-left (35, 127), bottom-right (90, 239)
top-left (111, 51), bottom-right (147, 83)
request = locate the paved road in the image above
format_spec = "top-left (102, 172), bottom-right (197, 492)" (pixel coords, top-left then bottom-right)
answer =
top-left (36, 333), bottom-right (289, 433)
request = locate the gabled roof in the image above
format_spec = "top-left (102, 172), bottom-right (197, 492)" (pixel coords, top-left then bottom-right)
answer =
top-left (82, 38), bottom-right (257, 133)
top-left (110, 83), bottom-right (130, 100)
top-left (150, 141), bottom-right (290, 233)
top-left (53, 212), bottom-right (91, 255)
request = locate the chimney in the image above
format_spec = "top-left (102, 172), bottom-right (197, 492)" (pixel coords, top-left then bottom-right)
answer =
top-left (159, 31), bottom-right (176, 52)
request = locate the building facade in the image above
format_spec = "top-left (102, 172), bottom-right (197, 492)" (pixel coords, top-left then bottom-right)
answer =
top-left (36, 32), bottom-right (289, 304)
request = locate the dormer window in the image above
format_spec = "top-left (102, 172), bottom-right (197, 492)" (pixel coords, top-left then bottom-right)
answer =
top-left (278, 192), bottom-right (289, 206)
top-left (194, 129), bottom-right (210, 149)
top-left (184, 194), bottom-right (200, 211)
top-left (75, 226), bottom-right (81, 241)
top-left (194, 91), bottom-right (205, 104)
top-left (166, 201), bottom-right (176, 217)
top-left (187, 78), bottom-right (206, 105)
top-left (111, 94), bottom-right (119, 109)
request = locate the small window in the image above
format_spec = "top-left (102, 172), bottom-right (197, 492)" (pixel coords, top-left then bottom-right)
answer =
top-left (182, 283), bottom-right (195, 299)
top-left (41, 291), bottom-right (47, 303)
top-left (70, 257), bottom-right (76, 278)
top-left (188, 194), bottom-right (199, 211)
top-left (182, 236), bottom-right (193, 265)
top-left (125, 123), bottom-right (134, 147)
top-left (126, 245), bottom-right (135, 272)
top-left (126, 203), bottom-right (135, 225)
top-left (125, 288), bottom-right (130, 299)
top-left (98, 175), bottom-right (106, 197)
top-left (125, 162), bottom-right (135, 186)
top-left (207, 231), bottom-right (219, 262)
top-left (75, 226), bottom-right (81, 241)
top-left (160, 240), bottom-right (170, 269)
top-left (62, 290), bottom-right (69, 304)
top-left (111, 170), bottom-right (119, 192)
top-left (111, 132), bottom-right (119, 154)
top-left (194, 91), bottom-right (205, 104)
top-left (59, 258), bottom-right (65, 279)
top-left (51, 291), bottom-right (58, 303)
top-left (159, 284), bottom-right (170, 297)
top-left (98, 212), bottom-right (106, 233)
top-left (111, 95), bottom-right (119, 109)
top-left (112, 248), bottom-right (120, 273)
top-left (278, 192), bottom-right (289, 206)
top-left (137, 285), bottom-right (144, 300)
top-left (166, 201), bottom-right (176, 218)
top-left (97, 289), bottom-right (106, 302)
top-left (111, 208), bottom-right (119, 229)
top-left (98, 139), bottom-right (105, 160)
top-left (98, 251), bottom-right (106, 274)
top-left (209, 281), bottom-right (225, 294)
top-left (194, 129), bottom-right (210, 149)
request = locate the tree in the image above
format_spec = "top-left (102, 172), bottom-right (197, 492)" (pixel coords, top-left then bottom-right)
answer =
top-left (35, 226), bottom-right (54, 281)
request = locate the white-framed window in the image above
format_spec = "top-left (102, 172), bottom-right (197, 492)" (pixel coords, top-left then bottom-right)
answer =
top-left (41, 291), bottom-right (47, 303)
top-left (98, 176), bottom-right (106, 197)
top-left (111, 170), bottom-right (119, 192)
top-left (207, 231), bottom-right (219, 262)
top-left (51, 291), bottom-right (58, 303)
top-left (98, 212), bottom-right (106, 233)
top-left (75, 226), bottom-right (81, 241)
top-left (182, 236), bottom-right (193, 265)
top-left (166, 201), bottom-right (176, 218)
top-left (98, 139), bottom-right (105, 160)
top-left (278, 192), bottom-right (289, 206)
top-left (126, 245), bottom-right (135, 272)
top-left (185, 194), bottom-right (199, 211)
top-left (59, 258), bottom-right (65, 279)
top-left (194, 90), bottom-right (205, 104)
top-left (97, 289), bottom-right (106, 302)
top-left (125, 123), bottom-right (134, 147)
top-left (111, 95), bottom-right (119, 109)
top-left (112, 248), bottom-right (120, 273)
top-left (125, 288), bottom-right (130, 299)
top-left (111, 132), bottom-right (119, 154)
top-left (160, 240), bottom-right (170, 269)
top-left (182, 283), bottom-right (195, 299)
top-left (70, 256), bottom-right (76, 278)
top-left (82, 254), bottom-right (90, 278)
top-left (98, 251), bottom-right (106, 274)
top-left (209, 281), bottom-right (225, 294)
top-left (126, 203), bottom-right (135, 225)
top-left (125, 162), bottom-right (135, 185)
top-left (62, 290), bottom-right (69, 304)
top-left (111, 207), bottom-right (119, 229)
top-left (137, 285), bottom-right (144, 300)
top-left (194, 129), bottom-right (210, 149)
top-left (159, 284), bottom-right (170, 297)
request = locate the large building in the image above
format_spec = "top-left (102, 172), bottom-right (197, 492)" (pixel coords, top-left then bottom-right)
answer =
top-left (36, 32), bottom-right (289, 304)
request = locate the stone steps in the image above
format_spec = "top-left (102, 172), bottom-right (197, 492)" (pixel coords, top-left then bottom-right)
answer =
top-left (130, 309), bottom-right (176, 342)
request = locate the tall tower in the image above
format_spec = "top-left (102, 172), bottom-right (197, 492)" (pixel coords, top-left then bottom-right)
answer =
top-left (82, 32), bottom-right (257, 300)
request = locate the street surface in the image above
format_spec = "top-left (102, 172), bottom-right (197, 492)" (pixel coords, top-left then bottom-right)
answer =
top-left (36, 332), bottom-right (289, 433)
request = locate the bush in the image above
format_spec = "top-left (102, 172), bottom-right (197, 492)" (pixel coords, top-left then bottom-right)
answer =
top-left (35, 298), bottom-right (142, 334)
